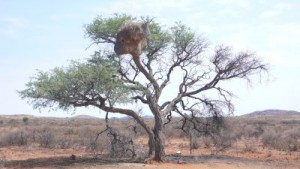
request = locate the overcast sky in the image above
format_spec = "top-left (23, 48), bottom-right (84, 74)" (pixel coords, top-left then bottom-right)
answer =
top-left (0, 0), bottom-right (299, 118)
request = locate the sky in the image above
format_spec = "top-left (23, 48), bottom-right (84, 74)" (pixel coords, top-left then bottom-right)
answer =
top-left (0, 0), bottom-right (299, 118)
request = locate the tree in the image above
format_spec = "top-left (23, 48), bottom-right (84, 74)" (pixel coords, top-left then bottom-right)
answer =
top-left (19, 14), bottom-right (268, 162)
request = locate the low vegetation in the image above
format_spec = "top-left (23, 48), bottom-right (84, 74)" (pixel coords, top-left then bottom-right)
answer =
top-left (0, 113), bottom-right (299, 160)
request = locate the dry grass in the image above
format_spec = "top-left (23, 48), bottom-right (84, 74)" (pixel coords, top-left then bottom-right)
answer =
top-left (0, 114), bottom-right (299, 168)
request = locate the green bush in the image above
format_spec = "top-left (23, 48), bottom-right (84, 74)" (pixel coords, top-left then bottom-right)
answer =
top-left (22, 117), bottom-right (29, 123)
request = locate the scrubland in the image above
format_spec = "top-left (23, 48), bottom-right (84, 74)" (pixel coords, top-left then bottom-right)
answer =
top-left (0, 114), bottom-right (299, 169)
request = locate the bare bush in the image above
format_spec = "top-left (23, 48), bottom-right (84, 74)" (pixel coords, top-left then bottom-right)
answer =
top-left (210, 129), bottom-right (235, 154)
top-left (190, 138), bottom-right (200, 150)
top-left (30, 129), bottom-right (38, 142)
top-left (15, 130), bottom-right (29, 146)
top-left (261, 127), bottom-right (300, 152)
top-left (281, 127), bottom-right (300, 152)
top-left (57, 137), bottom-right (72, 149)
top-left (39, 127), bottom-right (55, 148)
top-left (163, 120), bottom-right (184, 138)
top-left (242, 138), bottom-right (257, 153)
top-left (85, 134), bottom-right (110, 157)
top-left (202, 137), bottom-right (212, 149)
top-left (243, 124), bottom-right (264, 138)
top-left (108, 131), bottom-right (136, 158)
top-left (0, 130), bottom-right (29, 146)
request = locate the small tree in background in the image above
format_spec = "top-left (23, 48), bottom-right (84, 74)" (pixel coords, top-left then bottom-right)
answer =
top-left (19, 14), bottom-right (268, 162)
top-left (22, 117), bottom-right (29, 124)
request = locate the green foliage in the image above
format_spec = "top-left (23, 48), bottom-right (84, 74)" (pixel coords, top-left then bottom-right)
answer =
top-left (171, 22), bottom-right (195, 52)
top-left (85, 14), bottom-right (173, 59)
top-left (19, 55), bottom-right (132, 110)
top-left (22, 117), bottom-right (29, 123)
top-left (85, 13), bottom-right (134, 44)
top-left (145, 20), bottom-right (172, 58)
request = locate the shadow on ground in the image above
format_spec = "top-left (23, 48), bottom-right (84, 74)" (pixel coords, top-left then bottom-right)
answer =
top-left (1, 156), bottom-right (137, 168)
top-left (0, 154), bottom-right (290, 169)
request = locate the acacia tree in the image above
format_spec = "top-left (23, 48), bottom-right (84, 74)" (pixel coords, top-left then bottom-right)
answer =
top-left (19, 14), bottom-right (267, 162)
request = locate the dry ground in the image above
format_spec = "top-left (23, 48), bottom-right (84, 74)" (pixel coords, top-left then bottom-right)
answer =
top-left (0, 139), bottom-right (299, 169)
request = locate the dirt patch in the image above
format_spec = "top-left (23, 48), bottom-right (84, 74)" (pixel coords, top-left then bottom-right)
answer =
top-left (1, 154), bottom-right (299, 169)
top-left (1, 156), bottom-right (138, 169)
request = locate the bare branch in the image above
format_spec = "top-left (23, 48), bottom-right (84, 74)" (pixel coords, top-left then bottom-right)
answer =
top-left (131, 95), bottom-right (148, 104)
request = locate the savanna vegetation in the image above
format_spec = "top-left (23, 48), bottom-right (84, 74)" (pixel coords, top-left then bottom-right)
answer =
top-left (0, 114), bottom-right (299, 159)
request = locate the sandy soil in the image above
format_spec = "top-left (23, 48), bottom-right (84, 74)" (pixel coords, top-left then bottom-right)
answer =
top-left (1, 156), bottom-right (299, 169)
top-left (0, 138), bottom-right (299, 169)
top-left (0, 146), bottom-right (299, 169)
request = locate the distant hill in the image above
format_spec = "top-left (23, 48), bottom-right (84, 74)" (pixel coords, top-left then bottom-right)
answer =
top-left (0, 114), bottom-right (36, 119)
top-left (109, 115), bottom-right (154, 120)
top-left (242, 109), bottom-right (300, 117)
top-left (72, 115), bottom-right (99, 119)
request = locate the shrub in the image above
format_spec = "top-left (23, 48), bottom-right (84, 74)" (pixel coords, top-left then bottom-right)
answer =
top-left (22, 117), bottom-right (29, 124)
top-left (242, 138), bottom-right (257, 153)
top-left (210, 129), bottom-right (234, 154)
top-left (39, 127), bottom-right (55, 148)
top-left (57, 137), bottom-right (72, 149)
top-left (0, 130), bottom-right (29, 146)
top-left (281, 127), bottom-right (300, 152)
top-left (243, 124), bottom-right (263, 138)
top-left (261, 127), bottom-right (300, 152)
top-left (190, 138), bottom-right (200, 150)
top-left (15, 130), bottom-right (29, 145)
top-left (261, 128), bottom-right (277, 148)
top-left (202, 137), bottom-right (212, 148)
top-left (85, 135), bottom-right (110, 156)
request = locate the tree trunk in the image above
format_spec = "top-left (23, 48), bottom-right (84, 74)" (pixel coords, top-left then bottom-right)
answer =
top-left (148, 132), bottom-right (155, 157)
top-left (132, 54), bottom-right (166, 161)
top-left (152, 114), bottom-right (165, 162)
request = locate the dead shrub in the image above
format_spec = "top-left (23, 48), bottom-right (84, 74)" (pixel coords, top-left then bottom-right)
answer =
top-left (281, 127), bottom-right (300, 152)
top-left (85, 134), bottom-right (110, 156)
top-left (57, 137), bottom-right (72, 149)
top-left (261, 128), bottom-right (277, 148)
top-left (243, 124), bottom-right (264, 138)
top-left (261, 127), bottom-right (300, 152)
top-left (210, 129), bottom-right (234, 154)
top-left (15, 130), bottom-right (29, 146)
top-left (190, 138), bottom-right (200, 150)
top-left (242, 138), bottom-right (257, 153)
top-left (39, 127), bottom-right (55, 148)
top-left (202, 137), bottom-right (212, 148)
top-left (108, 132), bottom-right (136, 158)
top-left (0, 130), bottom-right (29, 146)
